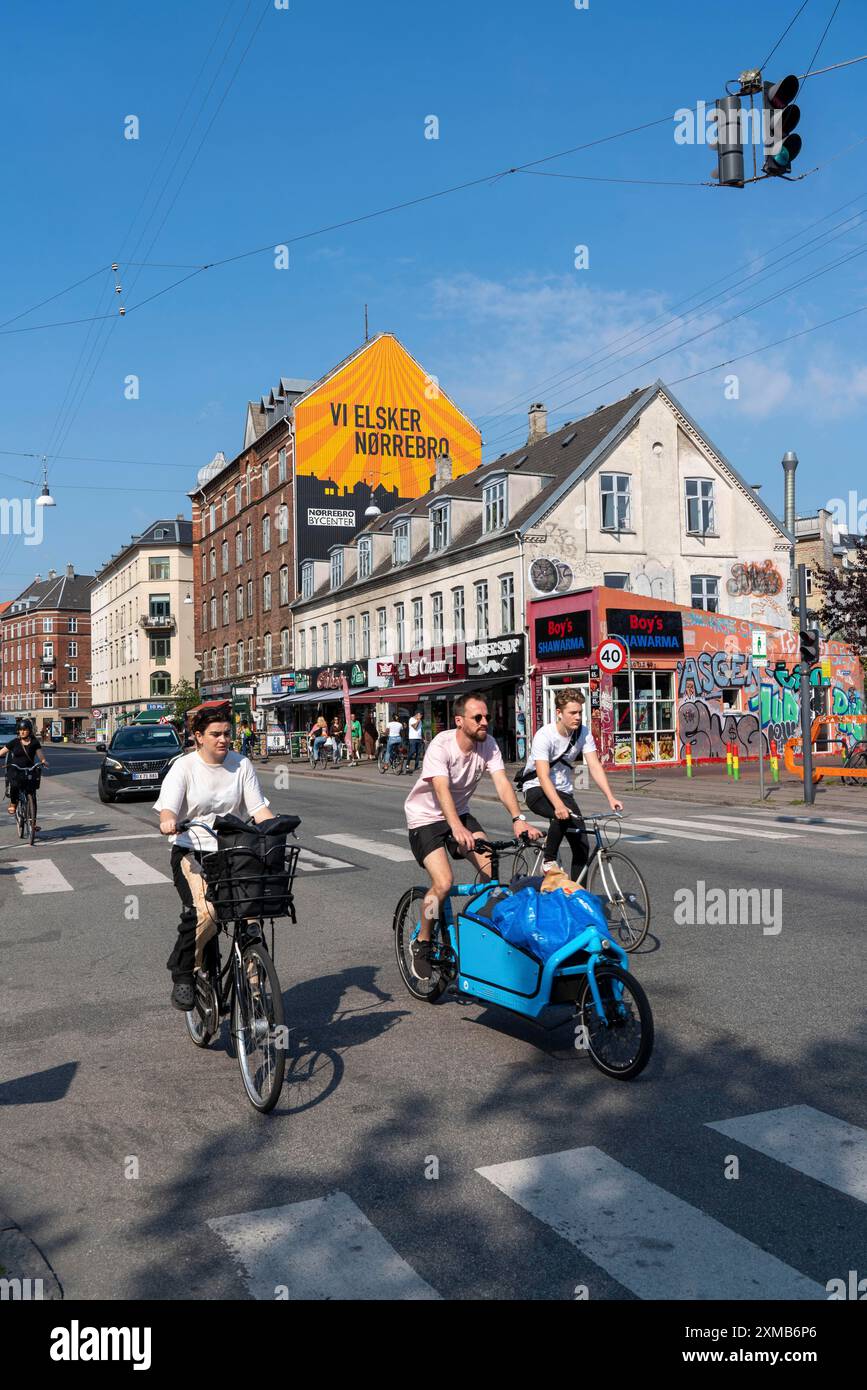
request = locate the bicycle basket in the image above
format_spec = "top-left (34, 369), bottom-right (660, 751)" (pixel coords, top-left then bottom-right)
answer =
top-left (201, 814), bottom-right (301, 923)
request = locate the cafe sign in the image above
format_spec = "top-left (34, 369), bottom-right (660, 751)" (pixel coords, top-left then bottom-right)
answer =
top-left (607, 607), bottom-right (684, 654)
top-left (377, 644), bottom-right (467, 685)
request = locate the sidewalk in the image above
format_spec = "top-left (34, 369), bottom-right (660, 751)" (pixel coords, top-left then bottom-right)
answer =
top-left (281, 754), bottom-right (867, 817)
top-left (0, 1207), bottom-right (62, 1299)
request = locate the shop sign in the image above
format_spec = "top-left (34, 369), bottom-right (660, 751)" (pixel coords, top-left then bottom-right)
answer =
top-left (378, 644), bottom-right (467, 684)
top-left (533, 610), bottom-right (591, 660)
top-left (607, 607), bottom-right (684, 654)
top-left (466, 634), bottom-right (525, 678)
top-left (277, 672), bottom-right (309, 694)
top-left (307, 662), bottom-right (368, 691)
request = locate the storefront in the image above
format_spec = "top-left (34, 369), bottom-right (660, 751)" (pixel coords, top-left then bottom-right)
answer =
top-left (258, 660), bottom-right (384, 752)
top-left (530, 588), bottom-right (865, 770)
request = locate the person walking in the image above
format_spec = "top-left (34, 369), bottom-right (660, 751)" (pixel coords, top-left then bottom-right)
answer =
top-left (350, 714), bottom-right (362, 762)
top-left (407, 709), bottom-right (424, 773)
top-left (362, 714), bottom-right (377, 760)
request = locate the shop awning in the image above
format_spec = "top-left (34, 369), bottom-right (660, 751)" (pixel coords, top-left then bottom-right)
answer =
top-left (443, 674), bottom-right (519, 698)
top-left (260, 687), bottom-right (374, 706)
top-left (349, 680), bottom-right (454, 705)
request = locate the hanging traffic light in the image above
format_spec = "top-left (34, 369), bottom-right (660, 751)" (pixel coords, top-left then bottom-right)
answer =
top-left (763, 75), bottom-right (801, 176)
top-left (714, 95), bottom-right (745, 187)
top-left (799, 627), bottom-right (820, 665)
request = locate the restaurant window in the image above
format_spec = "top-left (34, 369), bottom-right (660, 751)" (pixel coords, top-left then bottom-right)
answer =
top-left (601, 473), bottom-right (631, 531)
top-left (613, 669), bottom-right (675, 764)
top-left (361, 612), bottom-right (370, 658)
top-left (691, 575), bottom-right (719, 612)
top-left (499, 573), bottom-right (514, 633)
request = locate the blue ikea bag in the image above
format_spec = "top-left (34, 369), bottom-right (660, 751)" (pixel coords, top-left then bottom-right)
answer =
top-left (492, 886), bottom-right (607, 962)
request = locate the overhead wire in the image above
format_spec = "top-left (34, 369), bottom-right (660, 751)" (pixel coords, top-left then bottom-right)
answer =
top-left (760, 0), bottom-right (813, 71)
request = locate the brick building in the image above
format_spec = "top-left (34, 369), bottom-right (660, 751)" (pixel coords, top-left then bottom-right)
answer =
top-left (1, 566), bottom-right (95, 737)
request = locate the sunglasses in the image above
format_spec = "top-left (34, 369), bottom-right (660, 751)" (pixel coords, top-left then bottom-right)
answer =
top-left (461, 713), bottom-right (489, 723)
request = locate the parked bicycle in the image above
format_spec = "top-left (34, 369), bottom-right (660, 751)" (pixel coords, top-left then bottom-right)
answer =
top-left (177, 815), bottom-right (300, 1113)
top-left (9, 762), bottom-right (43, 846)
top-left (513, 812), bottom-right (650, 952)
top-left (841, 735), bottom-right (867, 787)
top-left (392, 834), bottom-right (653, 1080)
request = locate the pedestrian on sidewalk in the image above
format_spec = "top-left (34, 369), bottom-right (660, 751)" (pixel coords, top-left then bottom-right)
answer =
top-left (407, 709), bottom-right (424, 772)
top-left (362, 714), bottom-right (377, 760)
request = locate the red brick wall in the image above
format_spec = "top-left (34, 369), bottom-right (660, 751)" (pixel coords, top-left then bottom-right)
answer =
top-left (1, 607), bottom-right (92, 723)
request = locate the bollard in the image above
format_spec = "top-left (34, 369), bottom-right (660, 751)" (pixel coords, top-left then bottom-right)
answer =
top-left (725, 741), bottom-right (733, 777)
top-left (732, 746), bottom-right (740, 781)
top-left (685, 746), bottom-right (693, 778)
top-left (770, 738), bottom-right (780, 783)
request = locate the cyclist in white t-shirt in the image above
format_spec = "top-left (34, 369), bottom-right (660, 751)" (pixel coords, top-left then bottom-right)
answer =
top-left (521, 686), bottom-right (622, 878)
top-left (155, 705), bottom-right (275, 1011)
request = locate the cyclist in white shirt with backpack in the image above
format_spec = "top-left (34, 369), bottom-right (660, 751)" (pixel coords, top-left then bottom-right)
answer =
top-left (520, 686), bottom-right (622, 878)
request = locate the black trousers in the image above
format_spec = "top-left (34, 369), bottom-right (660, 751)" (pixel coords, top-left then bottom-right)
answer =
top-left (524, 787), bottom-right (589, 879)
top-left (167, 847), bottom-right (199, 984)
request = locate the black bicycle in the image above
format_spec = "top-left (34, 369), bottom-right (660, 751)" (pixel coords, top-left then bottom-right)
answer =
top-left (9, 762), bottom-right (42, 846)
top-left (177, 816), bottom-right (300, 1114)
top-left (841, 736), bottom-right (867, 787)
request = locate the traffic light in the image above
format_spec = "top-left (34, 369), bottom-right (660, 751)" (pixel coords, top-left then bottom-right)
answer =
top-left (799, 627), bottom-right (820, 664)
top-left (763, 75), bottom-right (801, 176)
top-left (714, 95), bottom-right (745, 187)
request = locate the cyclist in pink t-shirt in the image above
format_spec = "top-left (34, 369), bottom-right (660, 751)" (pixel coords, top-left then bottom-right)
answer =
top-left (403, 693), bottom-right (542, 980)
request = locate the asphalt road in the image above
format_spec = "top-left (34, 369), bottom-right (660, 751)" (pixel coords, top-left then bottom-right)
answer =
top-left (1, 748), bottom-right (865, 1300)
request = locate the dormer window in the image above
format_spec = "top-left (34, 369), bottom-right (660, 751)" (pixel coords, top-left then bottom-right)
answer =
top-left (392, 521), bottom-right (410, 567)
top-left (330, 550), bottom-right (344, 590)
top-left (358, 536), bottom-right (372, 579)
top-left (301, 562), bottom-right (314, 600)
top-left (430, 502), bottom-right (450, 552)
top-left (483, 478), bottom-right (507, 534)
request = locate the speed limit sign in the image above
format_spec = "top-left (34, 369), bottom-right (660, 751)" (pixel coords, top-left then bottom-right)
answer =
top-left (596, 638), bottom-right (628, 674)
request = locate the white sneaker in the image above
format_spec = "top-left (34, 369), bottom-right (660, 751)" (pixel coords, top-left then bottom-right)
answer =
top-left (542, 860), bottom-right (559, 874)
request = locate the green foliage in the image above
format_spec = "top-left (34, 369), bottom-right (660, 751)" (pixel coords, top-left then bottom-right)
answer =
top-left (816, 536), bottom-right (867, 658)
top-left (169, 678), bottom-right (199, 723)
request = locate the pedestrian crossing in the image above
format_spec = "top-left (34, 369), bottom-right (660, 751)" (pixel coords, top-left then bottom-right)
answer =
top-left (206, 1104), bottom-right (860, 1301)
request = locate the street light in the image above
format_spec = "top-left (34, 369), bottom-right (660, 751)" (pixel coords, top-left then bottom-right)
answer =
top-left (35, 458), bottom-right (55, 508)
top-left (183, 591), bottom-right (193, 604)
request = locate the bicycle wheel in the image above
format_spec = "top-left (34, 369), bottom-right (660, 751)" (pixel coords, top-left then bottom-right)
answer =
top-left (378, 753), bottom-right (390, 774)
top-left (577, 963), bottom-right (653, 1080)
top-left (185, 967), bottom-right (219, 1048)
top-left (393, 887), bottom-right (450, 1002)
top-left (232, 941), bottom-right (286, 1113)
top-left (842, 744), bottom-right (867, 786)
top-left (391, 754), bottom-right (405, 775)
top-left (586, 850), bottom-right (650, 952)
top-left (16, 798), bottom-right (27, 839)
top-left (27, 793), bottom-right (37, 845)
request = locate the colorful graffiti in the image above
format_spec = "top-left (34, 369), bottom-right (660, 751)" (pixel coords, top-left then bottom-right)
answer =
top-left (679, 699), bottom-right (761, 757)
top-left (727, 560), bottom-right (782, 597)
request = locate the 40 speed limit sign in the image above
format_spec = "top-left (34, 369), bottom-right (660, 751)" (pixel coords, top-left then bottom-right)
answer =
top-left (596, 637), bottom-right (628, 673)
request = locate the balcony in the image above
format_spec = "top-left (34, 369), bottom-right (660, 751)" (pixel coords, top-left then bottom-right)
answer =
top-left (139, 613), bottom-right (176, 632)
top-left (40, 680), bottom-right (56, 692)
top-left (40, 656), bottom-right (56, 668)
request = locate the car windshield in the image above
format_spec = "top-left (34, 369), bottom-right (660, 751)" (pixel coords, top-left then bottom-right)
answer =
top-left (110, 728), bottom-right (180, 752)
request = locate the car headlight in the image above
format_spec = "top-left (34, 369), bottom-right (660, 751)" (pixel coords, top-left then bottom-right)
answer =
top-left (104, 757), bottom-right (124, 771)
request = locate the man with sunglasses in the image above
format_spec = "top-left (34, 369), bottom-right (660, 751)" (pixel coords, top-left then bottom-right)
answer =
top-left (403, 693), bottom-right (542, 980)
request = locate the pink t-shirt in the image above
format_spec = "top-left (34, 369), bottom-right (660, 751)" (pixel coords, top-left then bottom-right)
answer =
top-left (404, 730), bottom-right (505, 829)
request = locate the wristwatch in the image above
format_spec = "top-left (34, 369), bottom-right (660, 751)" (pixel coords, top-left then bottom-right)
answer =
top-left (512, 814), bottom-right (527, 823)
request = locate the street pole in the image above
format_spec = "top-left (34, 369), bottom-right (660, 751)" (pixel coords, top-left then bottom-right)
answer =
top-left (628, 646), bottom-right (636, 793)
top-left (798, 563), bottom-right (816, 805)
top-left (758, 685), bottom-right (765, 802)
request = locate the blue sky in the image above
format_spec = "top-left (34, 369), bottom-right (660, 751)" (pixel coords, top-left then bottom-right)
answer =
top-left (1, 0), bottom-right (865, 591)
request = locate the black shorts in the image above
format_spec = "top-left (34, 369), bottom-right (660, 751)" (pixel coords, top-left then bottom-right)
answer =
top-left (408, 812), bottom-right (484, 868)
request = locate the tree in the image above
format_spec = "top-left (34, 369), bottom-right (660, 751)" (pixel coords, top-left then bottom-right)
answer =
top-left (169, 678), bottom-right (199, 725)
top-left (816, 535), bottom-right (867, 658)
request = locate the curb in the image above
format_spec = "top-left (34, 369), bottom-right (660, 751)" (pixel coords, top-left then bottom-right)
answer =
top-left (0, 1209), bottom-right (63, 1299)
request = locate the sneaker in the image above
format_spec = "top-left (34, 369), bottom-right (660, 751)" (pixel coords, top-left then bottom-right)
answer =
top-left (409, 938), bottom-right (433, 981)
top-left (542, 860), bottom-right (560, 874)
top-left (171, 980), bottom-right (196, 1011)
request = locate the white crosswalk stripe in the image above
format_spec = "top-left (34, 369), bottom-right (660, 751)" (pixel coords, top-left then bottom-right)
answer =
top-left (208, 1192), bottom-right (440, 1300)
top-left (295, 847), bottom-right (354, 873)
top-left (707, 1106), bottom-right (867, 1204)
top-left (621, 820), bottom-right (735, 843)
top-left (655, 815), bottom-right (798, 840)
top-left (714, 813), bottom-right (866, 836)
top-left (317, 832), bottom-right (416, 861)
top-left (6, 860), bottom-right (73, 894)
top-left (476, 1146), bottom-right (825, 1300)
top-left (91, 852), bottom-right (172, 885)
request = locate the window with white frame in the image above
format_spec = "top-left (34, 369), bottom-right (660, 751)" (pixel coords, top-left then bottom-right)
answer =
top-left (262, 457), bottom-right (270, 492)
top-left (246, 523), bottom-right (253, 560)
top-left (452, 586), bottom-right (465, 643)
top-left (348, 616), bottom-right (356, 659)
top-left (474, 581), bottom-right (489, 639)
top-left (209, 503), bottom-right (216, 532)
top-left (392, 522), bottom-right (409, 567)
top-left (263, 573), bottom-right (272, 611)
top-left (235, 482), bottom-right (242, 513)
top-left (499, 573), bottom-right (515, 632)
top-left (68, 616), bottom-right (79, 633)
top-left (432, 592), bottom-right (444, 645)
top-left (601, 473), bottom-right (631, 530)
top-left (430, 503), bottom-right (450, 552)
top-left (483, 478), bottom-right (507, 533)
top-left (412, 598), bottom-right (424, 649)
top-left (279, 566), bottom-right (289, 604)
top-left (235, 531), bottom-right (242, 566)
top-left (321, 624), bottom-right (329, 664)
top-left (334, 619), bottom-right (342, 662)
top-left (210, 596), bottom-right (217, 628)
top-left (237, 640), bottom-right (244, 673)
top-left (280, 628), bottom-right (290, 666)
top-left (221, 539), bottom-right (229, 573)
top-left (222, 592), bottom-right (229, 625)
top-left (263, 633), bottom-right (272, 668)
top-left (68, 667), bottom-right (78, 683)
top-left (221, 495), bottom-right (228, 524)
top-left (278, 447), bottom-right (287, 483)
top-left (298, 630), bottom-right (306, 667)
top-left (69, 690), bottom-right (79, 708)
top-left (301, 563), bottom-right (314, 600)
top-left (262, 513), bottom-right (271, 551)
top-left (247, 636), bottom-right (254, 671)
top-left (377, 608), bottom-right (387, 656)
top-left (310, 628), bottom-right (317, 666)
top-left (236, 585), bottom-right (244, 621)
top-left (357, 536), bottom-right (372, 579)
top-left (209, 549), bottom-right (216, 579)
top-left (395, 602), bottom-right (405, 652)
top-left (331, 550), bottom-right (344, 589)
top-left (247, 578), bottom-right (253, 616)
top-left (276, 504), bottom-right (288, 545)
top-left (202, 601), bottom-right (208, 634)
top-left (201, 551), bottom-right (208, 583)
top-left (685, 478), bottom-right (716, 534)
top-left (361, 611), bottom-right (370, 657)
top-left (691, 575), bottom-right (719, 612)
top-left (69, 641), bottom-right (78, 658)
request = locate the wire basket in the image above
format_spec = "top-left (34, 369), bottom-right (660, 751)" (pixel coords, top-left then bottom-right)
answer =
top-left (202, 842), bottom-right (300, 925)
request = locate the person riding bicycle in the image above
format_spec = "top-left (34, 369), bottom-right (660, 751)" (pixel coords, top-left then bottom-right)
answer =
top-left (1, 719), bottom-right (49, 831)
top-left (309, 715), bottom-right (328, 764)
top-left (155, 705), bottom-right (276, 1012)
top-left (385, 715), bottom-right (404, 768)
top-left (521, 687), bottom-right (622, 878)
top-left (403, 692), bottom-right (543, 980)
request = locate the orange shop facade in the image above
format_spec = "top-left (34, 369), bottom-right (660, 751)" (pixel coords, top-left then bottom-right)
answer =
top-left (529, 587), bottom-right (865, 769)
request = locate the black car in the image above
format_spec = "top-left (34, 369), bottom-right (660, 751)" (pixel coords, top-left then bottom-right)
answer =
top-left (98, 725), bottom-right (184, 803)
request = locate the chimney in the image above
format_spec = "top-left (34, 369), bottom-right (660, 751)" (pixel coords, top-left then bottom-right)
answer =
top-left (528, 403), bottom-right (548, 444)
top-left (65, 563), bottom-right (74, 578)
top-left (47, 568), bottom-right (57, 580)
top-left (432, 454), bottom-right (453, 492)
top-left (782, 450), bottom-right (798, 533)
top-left (34, 574), bottom-right (41, 583)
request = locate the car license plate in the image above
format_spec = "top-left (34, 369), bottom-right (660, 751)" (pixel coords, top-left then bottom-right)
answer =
top-left (132, 771), bottom-right (158, 780)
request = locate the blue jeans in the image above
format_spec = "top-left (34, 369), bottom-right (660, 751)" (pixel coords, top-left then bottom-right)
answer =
top-left (312, 735), bottom-right (327, 761)
top-left (407, 740), bottom-right (423, 770)
top-left (386, 737), bottom-right (402, 764)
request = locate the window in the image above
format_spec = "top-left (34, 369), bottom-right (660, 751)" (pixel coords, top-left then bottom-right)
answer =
top-left (685, 478), bottom-right (715, 534)
top-left (221, 495), bottom-right (228, 525)
top-left (277, 447), bottom-right (287, 483)
top-left (298, 630), bottom-right (306, 667)
top-left (211, 647), bottom-right (217, 677)
top-left (691, 575), bottom-right (719, 612)
top-left (68, 690), bottom-right (79, 708)
top-left (67, 667), bottom-right (78, 682)
top-left (201, 551), bottom-right (208, 584)
top-left (68, 616), bottom-right (79, 633)
top-left (280, 628), bottom-right (290, 666)
top-left (209, 548), bottom-right (216, 580)
top-left (483, 479), bottom-right (507, 533)
top-left (236, 585), bottom-right (244, 620)
top-left (805, 568), bottom-right (813, 597)
top-left (357, 536), bottom-right (372, 579)
top-left (235, 482), bottom-right (242, 513)
top-left (452, 587), bottom-right (465, 643)
top-left (222, 592), bottom-right (229, 625)
top-left (210, 596), bottom-right (217, 628)
top-left (279, 566), bottom-right (289, 604)
top-left (262, 457), bottom-right (270, 492)
top-left (430, 503), bottom-right (450, 551)
top-left (264, 633), bottom-right (272, 668)
top-left (150, 637), bottom-right (171, 665)
top-left (321, 624), bottom-right (329, 664)
top-left (604, 573), bottom-right (630, 589)
top-left (331, 550), bottom-right (344, 589)
top-left (43, 693), bottom-right (53, 709)
top-left (235, 531), bottom-right (242, 566)
top-left (149, 594), bottom-right (170, 618)
top-left (377, 607), bottom-right (387, 657)
top-left (276, 505), bottom-right (288, 545)
top-left (202, 601), bottom-right (208, 634)
top-left (262, 514), bottom-right (271, 551)
top-left (348, 616), bottom-right (356, 659)
top-left (474, 581), bottom-right (489, 639)
top-left (432, 592), bottom-right (444, 645)
top-left (613, 669), bottom-right (675, 764)
top-left (499, 574), bottom-right (515, 632)
top-left (301, 564), bottom-right (314, 600)
top-left (247, 636), bottom-right (254, 672)
top-left (310, 627), bottom-right (317, 667)
top-left (43, 617), bottom-right (53, 633)
top-left (246, 524), bottom-right (253, 560)
top-left (601, 474), bottom-right (631, 530)
top-left (237, 640), bottom-right (245, 674)
top-left (221, 540), bottom-right (229, 573)
top-left (68, 641), bottom-right (78, 657)
top-left (247, 578), bottom-right (253, 617)
top-left (334, 619), bottom-right (342, 662)
top-left (392, 521), bottom-right (410, 567)
top-left (395, 602), bottom-right (405, 652)
top-left (209, 503), bottom-right (216, 532)
top-left (361, 612), bottom-right (370, 658)
top-left (412, 598), bottom-right (424, 649)
top-left (222, 644), bottom-right (230, 676)
top-left (263, 573), bottom-right (272, 611)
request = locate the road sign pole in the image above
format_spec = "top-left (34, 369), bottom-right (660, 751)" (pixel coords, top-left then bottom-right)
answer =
top-left (628, 646), bottom-right (636, 792)
top-left (758, 697), bottom-right (765, 801)
top-left (798, 563), bottom-right (816, 806)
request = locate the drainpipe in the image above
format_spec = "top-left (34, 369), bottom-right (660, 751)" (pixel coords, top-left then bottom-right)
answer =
top-left (518, 530), bottom-right (530, 757)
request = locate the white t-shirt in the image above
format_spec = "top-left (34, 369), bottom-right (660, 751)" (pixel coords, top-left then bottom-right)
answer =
top-left (408, 715), bottom-right (423, 742)
top-left (404, 730), bottom-right (505, 829)
top-left (521, 721), bottom-right (596, 795)
top-left (387, 720), bottom-right (403, 739)
top-left (154, 749), bottom-right (270, 852)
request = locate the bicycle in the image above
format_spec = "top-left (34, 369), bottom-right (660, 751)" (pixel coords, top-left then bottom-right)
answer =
top-left (840, 736), bottom-right (867, 787)
top-left (308, 738), bottom-right (329, 771)
top-left (513, 813), bottom-right (650, 953)
top-left (379, 742), bottom-right (406, 775)
top-left (176, 815), bottom-right (301, 1113)
top-left (9, 762), bottom-right (42, 846)
top-left (392, 835), bottom-right (653, 1080)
